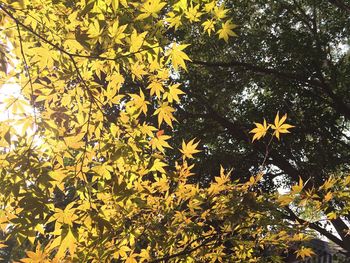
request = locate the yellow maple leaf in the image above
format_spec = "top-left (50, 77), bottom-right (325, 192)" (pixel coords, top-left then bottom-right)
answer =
top-left (180, 139), bottom-right (201, 159)
top-left (150, 158), bottom-right (167, 173)
top-left (137, 0), bottom-right (166, 20)
top-left (106, 72), bottom-right (125, 96)
top-left (92, 164), bottom-right (114, 180)
top-left (324, 192), bottom-right (333, 202)
top-left (173, 0), bottom-right (187, 12)
top-left (166, 43), bottom-right (192, 71)
top-left (150, 134), bottom-right (172, 152)
top-left (204, 2), bottom-right (215, 12)
top-left (110, 0), bottom-right (129, 11)
top-left (115, 245), bottom-right (131, 259)
top-left (277, 194), bottom-right (294, 206)
top-left (291, 177), bottom-right (304, 193)
top-left (55, 229), bottom-right (77, 259)
top-left (130, 62), bottom-right (147, 80)
top-left (321, 177), bottom-right (336, 190)
top-left (139, 248), bottom-right (151, 262)
top-left (271, 112), bottom-right (295, 140)
top-left (21, 244), bottom-right (48, 263)
top-left (166, 12), bottom-right (182, 30)
top-left (153, 102), bottom-right (176, 127)
top-left (108, 19), bottom-right (127, 45)
top-left (26, 46), bottom-right (52, 70)
top-left (130, 90), bottom-right (149, 115)
top-left (64, 132), bottom-right (85, 149)
top-left (249, 119), bottom-right (269, 142)
top-left (147, 81), bottom-right (164, 97)
top-left (129, 30), bottom-right (148, 53)
top-left (202, 19), bottom-right (216, 36)
top-left (185, 4), bottom-right (202, 22)
top-left (140, 123), bottom-right (157, 137)
top-left (163, 83), bottom-right (184, 103)
top-left (214, 5), bottom-right (228, 20)
top-left (48, 203), bottom-right (78, 227)
top-left (217, 20), bottom-right (237, 42)
top-left (327, 212), bottom-right (337, 220)
top-left (125, 252), bottom-right (138, 263)
top-left (87, 19), bottom-right (102, 39)
top-left (295, 246), bottom-right (315, 259)
top-left (153, 174), bottom-right (169, 192)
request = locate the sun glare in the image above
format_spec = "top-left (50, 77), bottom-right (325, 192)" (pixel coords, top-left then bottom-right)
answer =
top-left (0, 41), bottom-right (37, 141)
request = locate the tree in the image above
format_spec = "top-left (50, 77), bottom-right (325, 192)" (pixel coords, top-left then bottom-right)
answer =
top-left (170, 0), bottom-right (350, 253)
top-left (0, 0), bottom-right (315, 262)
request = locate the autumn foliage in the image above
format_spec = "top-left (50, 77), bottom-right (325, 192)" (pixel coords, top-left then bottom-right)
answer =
top-left (0, 0), bottom-right (349, 262)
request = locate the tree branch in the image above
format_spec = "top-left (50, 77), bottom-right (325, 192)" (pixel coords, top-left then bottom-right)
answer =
top-left (191, 59), bottom-right (350, 120)
top-left (285, 207), bottom-right (350, 252)
top-left (191, 59), bottom-right (320, 87)
top-left (149, 235), bottom-right (217, 263)
top-left (328, 0), bottom-right (350, 13)
top-left (186, 89), bottom-right (249, 142)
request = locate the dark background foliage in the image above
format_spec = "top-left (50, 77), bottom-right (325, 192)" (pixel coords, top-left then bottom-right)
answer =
top-left (169, 0), bottom-right (350, 190)
top-left (167, 0), bottom-right (350, 252)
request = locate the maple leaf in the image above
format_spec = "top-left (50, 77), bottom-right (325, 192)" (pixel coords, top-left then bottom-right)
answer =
top-left (185, 4), bottom-right (202, 22)
top-left (214, 5), bottom-right (228, 20)
top-left (140, 123), bottom-right (157, 137)
top-left (166, 43), bottom-right (192, 71)
top-left (153, 174), bottom-right (170, 192)
top-left (147, 81), bottom-right (164, 97)
top-left (21, 244), bottom-right (48, 263)
top-left (110, 0), bottom-right (128, 11)
top-left (129, 30), bottom-right (148, 53)
top-left (271, 112), bottom-right (295, 140)
top-left (139, 248), bottom-right (151, 262)
top-left (55, 229), bottom-right (77, 259)
top-left (291, 177), bottom-right (305, 193)
top-left (249, 119), bottom-right (269, 142)
top-left (217, 20), bottom-right (237, 42)
top-left (154, 102), bottom-right (176, 127)
top-left (150, 158), bottom-right (167, 173)
top-left (327, 212), bottom-right (337, 220)
top-left (48, 203), bottom-right (78, 227)
top-left (163, 83), bottom-right (184, 103)
top-left (204, 2), bottom-right (216, 12)
top-left (202, 20), bottom-right (216, 36)
top-left (150, 134), bottom-right (172, 152)
top-left (130, 90), bottom-right (149, 115)
top-left (137, 0), bottom-right (166, 20)
top-left (114, 245), bottom-right (131, 259)
top-left (278, 194), bottom-right (294, 206)
top-left (106, 72), bottom-right (125, 94)
top-left (156, 129), bottom-right (165, 137)
top-left (108, 19), bottom-right (127, 45)
top-left (166, 12), bottom-right (182, 30)
top-left (92, 164), bottom-right (114, 180)
top-left (87, 19), bottom-right (102, 39)
top-left (125, 252), bottom-right (138, 263)
top-left (295, 246), bottom-right (315, 259)
top-left (130, 62), bottom-right (147, 80)
top-left (63, 132), bottom-right (85, 149)
top-left (324, 192), bottom-right (333, 202)
top-left (180, 139), bottom-right (201, 159)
